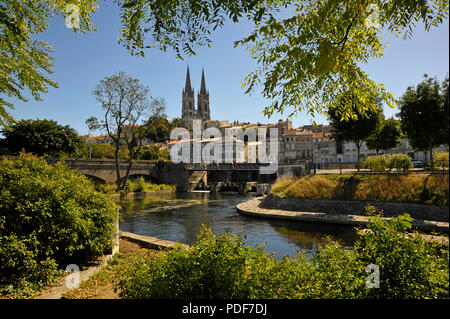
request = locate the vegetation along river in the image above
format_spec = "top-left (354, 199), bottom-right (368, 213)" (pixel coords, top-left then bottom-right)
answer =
top-left (119, 192), bottom-right (357, 259)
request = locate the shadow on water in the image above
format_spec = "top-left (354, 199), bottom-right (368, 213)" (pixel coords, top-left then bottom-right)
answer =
top-left (118, 192), bottom-right (357, 259)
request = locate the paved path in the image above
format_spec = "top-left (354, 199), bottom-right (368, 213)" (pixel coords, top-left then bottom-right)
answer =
top-left (237, 197), bottom-right (449, 232)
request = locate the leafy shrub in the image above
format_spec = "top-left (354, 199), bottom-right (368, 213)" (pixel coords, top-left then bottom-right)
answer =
top-left (361, 154), bottom-right (413, 172)
top-left (134, 176), bottom-right (148, 192)
top-left (96, 183), bottom-right (117, 194)
top-left (117, 211), bottom-right (448, 299)
top-left (0, 154), bottom-right (119, 297)
top-left (354, 210), bottom-right (449, 298)
top-left (117, 227), bottom-right (256, 299)
top-left (388, 154), bottom-right (413, 172)
top-left (434, 152), bottom-right (449, 168)
top-left (361, 155), bottom-right (389, 172)
top-left (119, 177), bottom-right (175, 194)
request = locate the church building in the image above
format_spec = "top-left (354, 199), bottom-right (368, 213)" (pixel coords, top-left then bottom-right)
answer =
top-left (181, 66), bottom-right (211, 128)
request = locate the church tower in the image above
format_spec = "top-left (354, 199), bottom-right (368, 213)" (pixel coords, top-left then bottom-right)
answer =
top-left (197, 68), bottom-right (210, 121)
top-left (182, 66), bottom-right (195, 127)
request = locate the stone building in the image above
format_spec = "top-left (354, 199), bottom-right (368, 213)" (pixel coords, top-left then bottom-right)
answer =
top-left (181, 66), bottom-right (211, 129)
top-left (312, 132), bottom-right (337, 163)
top-left (283, 129), bottom-right (313, 163)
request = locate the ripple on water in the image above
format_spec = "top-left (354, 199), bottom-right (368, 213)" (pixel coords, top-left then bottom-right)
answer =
top-left (119, 193), bottom-right (357, 259)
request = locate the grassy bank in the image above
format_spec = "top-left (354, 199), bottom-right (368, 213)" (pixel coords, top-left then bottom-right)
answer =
top-left (270, 173), bottom-right (449, 206)
top-left (96, 177), bottom-right (176, 195)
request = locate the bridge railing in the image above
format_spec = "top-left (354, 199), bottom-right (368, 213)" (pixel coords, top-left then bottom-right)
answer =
top-left (184, 162), bottom-right (270, 171)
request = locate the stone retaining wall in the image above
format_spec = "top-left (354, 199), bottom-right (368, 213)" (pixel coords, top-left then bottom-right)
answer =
top-left (238, 197), bottom-right (449, 232)
top-left (262, 195), bottom-right (449, 222)
top-left (120, 231), bottom-right (190, 250)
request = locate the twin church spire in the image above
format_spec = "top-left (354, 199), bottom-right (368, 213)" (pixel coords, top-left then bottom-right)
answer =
top-left (182, 66), bottom-right (210, 128)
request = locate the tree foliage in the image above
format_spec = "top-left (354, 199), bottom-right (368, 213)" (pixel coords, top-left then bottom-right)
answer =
top-left (328, 91), bottom-right (382, 169)
top-left (116, 0), bottom-right (449, 119)
top-left (0, 154), bottom-right (118, 297)
top-left (88, 142), bottom-right (129, 159)
top-left (0, 0), bottom-right (99, 127)
top-left (397, 75), bottom-right (448, 164)
top-left (366, 117), bottom-right (401, 154)
top-left (0, 119), bottom-right (86, 157)
top-left (137, 145), bottom-right (170, 161)
top-left (88, 71), bottom-right (161, 190)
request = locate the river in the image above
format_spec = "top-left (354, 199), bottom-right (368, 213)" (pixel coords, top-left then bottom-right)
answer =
top-left (119, 192), bottom-right (357, 259)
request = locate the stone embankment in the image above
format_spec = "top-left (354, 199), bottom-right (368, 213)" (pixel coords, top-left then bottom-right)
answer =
top-left (262, 195), bottom-right (449, 222)
top-left (237, 197), bottom-right (449, 232)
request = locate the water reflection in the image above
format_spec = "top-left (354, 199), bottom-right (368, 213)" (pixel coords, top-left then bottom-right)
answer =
top-left (119, 192), bottom-right (357, 259)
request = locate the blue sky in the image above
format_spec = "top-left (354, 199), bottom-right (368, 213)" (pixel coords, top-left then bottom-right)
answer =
top-left (9, 1), bottom-right (449, 135)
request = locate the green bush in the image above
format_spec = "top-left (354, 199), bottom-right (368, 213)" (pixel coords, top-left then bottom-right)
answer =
top-left (96, 183), bottom-right (117, 194)
top-left (434, 152), bottom-right (449, 168)
top-left (388, 154), bottom-right (413, 172)
top-left (361, 155), bottom-right (389, 172)
top-left (135, 177), bottom-right (148, 192)
top-left (361, 154), bottom-right (412, 173)
top-left (354, 211), bottom-right (449, 298)
top-left (117, 211), bottom-right (449, 299)
top-left (0, 154), bottom-right (119, 297)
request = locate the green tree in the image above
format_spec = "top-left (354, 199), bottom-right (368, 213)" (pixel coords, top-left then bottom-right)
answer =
top-left (116, 0), bottom-right (448, 119)
top-left (0, 0), bottom-right (98, 127)
top-left (88, 71), bottom-right (161, 191)
top-left (143, 98), bottom-right (172, 143)
top-left (145, 113), bottom-right (184, 143)
top-left (397, 75), bottom-right (448, 166)
top-left (89, 143), bottom-right (114, 159)
top-left (137, 145), bottom-right (170, 161)
top-left (171, 117), bottom-right (183, 128)
top-left (328, 91), bottom-right (382, 170)
top-left (0, 119), bottom-right (86, 157)
top-left (366, 117), bottom-right (401, 154)
top-left (441, 77), bottom-right (449, 146)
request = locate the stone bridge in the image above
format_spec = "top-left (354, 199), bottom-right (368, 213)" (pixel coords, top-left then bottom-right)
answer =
top-left (55, 158), bottom-right (161, 184)
top-left (46, 158), bottom-right (308, 192)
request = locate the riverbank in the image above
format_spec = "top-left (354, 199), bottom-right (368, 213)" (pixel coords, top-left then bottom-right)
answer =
top-left (109, 189), bottom-right (176, 200)
top-left (237, 197), bottom-right (449, 232)
top-left (271, 174), bottom-right (449, 206)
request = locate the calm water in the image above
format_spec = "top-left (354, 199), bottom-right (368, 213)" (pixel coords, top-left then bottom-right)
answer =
top-left (119, 192), bottom-right (357, 259)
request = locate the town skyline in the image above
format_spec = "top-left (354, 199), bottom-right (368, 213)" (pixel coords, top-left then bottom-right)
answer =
top-left (5, 1), bottom-right (449, 136)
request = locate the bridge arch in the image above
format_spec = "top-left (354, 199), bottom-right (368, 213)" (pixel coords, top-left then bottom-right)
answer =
top-left (83, 174), bottom-right (108, 185)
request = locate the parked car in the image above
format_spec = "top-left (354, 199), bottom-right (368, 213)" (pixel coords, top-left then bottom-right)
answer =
top-left (412, 160), bottom-right (424, 168)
